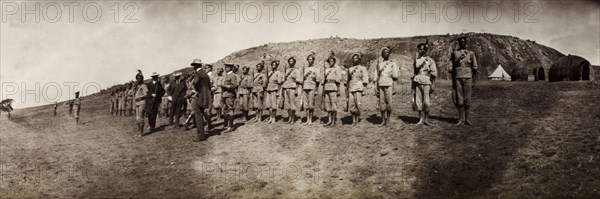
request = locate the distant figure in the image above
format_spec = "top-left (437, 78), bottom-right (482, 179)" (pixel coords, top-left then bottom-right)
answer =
top-left (347, 53), bottom-right (369, 126)
top-left (126, 83), bottom-right (135, 116)
top-left (372, 47), bottom-right (400, 127)
top-left (221, 63), bottom-right (239, 133)
top-left (191, 58), bottom-right (213, 142)
top-left (134, 71), bottom-right (149, 136)
top-left (450, 36), bottom-right (478, 126)
top-left (146, 72), bottom-right (166, 133)
top-left (323, 54), bottom-right (343, 127)
top-left (68, 100), bottom-right (74, 117)
top-left (53, 102), bottom-right (58, 116)
top-left (109, 91), bottom-right (116, 116)
top-left (73, 91), bottom-right (81, 125)
top-left (168, 72), bottom-right (187, 128)
top-left (412, 41), bottom-right (437, 126)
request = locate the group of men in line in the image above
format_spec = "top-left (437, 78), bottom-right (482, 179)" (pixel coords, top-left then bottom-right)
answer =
top-left (110, 36), bottom-right (477, 142)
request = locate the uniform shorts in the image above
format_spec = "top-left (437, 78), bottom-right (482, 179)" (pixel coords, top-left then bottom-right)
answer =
top-left (237, 94), bottom-right (250, 111)
top-left (348, 91), bottom-right (363, 114)
top-left (265, 91), bottom-right (278, 110)
top-left (212, 93), bottom-right (222, 109)
top-left (300, 89), bottom-right (315, 110)
top-left (283, 88), bottom-right (297, 111)
top-left (251, 92), bottom-right (264, 110)
top-left (452, 78), bottom-right (472, 108)
top-left (413, 84), bottom-right (431, 112)
top-left (378, 86), bottom-right (393, 112)
top-left (324, 91), bottom-right (337, 112)
top-left (223, 97), bottom-right (235, 115)
top-left (135, 104), bottom-right (145, 123)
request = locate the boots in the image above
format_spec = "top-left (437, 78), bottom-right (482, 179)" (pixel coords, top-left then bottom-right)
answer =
top-left (456, 107), bottom-right (465, 126)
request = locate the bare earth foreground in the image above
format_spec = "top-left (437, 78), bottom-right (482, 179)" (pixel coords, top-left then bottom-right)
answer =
top-left (1, 80), bottom-right (599, 198)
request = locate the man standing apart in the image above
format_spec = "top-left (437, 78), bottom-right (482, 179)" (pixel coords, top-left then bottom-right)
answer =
top-left (191, 58), bottom-right (212, 141)
top-left (146, 72), bottom-right (165, 132)
top-left (372, 47), bottom-right (400, 127)
top-left (412, 41), bottom-right (437, 126)
top-left (221, 63), bottom-right (239, 132)
top-left (73, 91), bottom-right (81, 125)
top-left (347, 53), bottom-right (369, 126)
top-left (450, 36), bottom-right (478, 126)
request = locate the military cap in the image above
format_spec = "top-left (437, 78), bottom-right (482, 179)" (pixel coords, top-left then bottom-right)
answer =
top-left (352, 52), bottom-right (363, 60)
top-left (271, 60), bottom-right (280, 65)
top-left (381, 46), bottom-right (391, 53)
top-left (417, 42), bottom-right (428, 49)
top-left (191, 58), bottom-right (203, 66)
top-left (306, 52), bottom-right (316, 60)
top-left (288, 56), bottom-right (296, 61)
top-left (75, 91), bottom-right (80, 95)
top-left (224, 63), bottom-right (235, 68)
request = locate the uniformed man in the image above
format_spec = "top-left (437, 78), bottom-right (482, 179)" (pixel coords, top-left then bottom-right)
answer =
top-left (134, 70), bottom-right (149, 136)
top-left (450, 36), bottom-right (478, 126)
top-left (347, 53), bottom-right (369, 126)
top-left (191, 58), bottom-right (213, 141)
top-left (265, 60), bottom-right (284, 123)
top-left (212, 68), bottom-right (224, 121)
top-left (372, 46), bottom-right (400, 127)
top-left (300, 53), bottom-right (319, 125)
top-left (249, 62), bottom-right (267, 123)
top-left (147, 72), bottom-right (166, 132)
top-left (221, 63), bottom-right (239, 132)
top-left (126, 83), bottom-right (135, 116)
top-left (238, 66), bottom-right (252, 121)
top-left (413, 42), bottom-right (437, 126)
top-left (130, 83), bottom-right (138, 118)
top-left (73, 91), bottom-right (81, 125)
top-left (323, 54), bottom-right (342, 127)
top-left (282, 57), bottom-right (302, 123)
top-left (168, 72), bottom-right (187, 128)
top-left (119, 87), bottom-right (126, 116)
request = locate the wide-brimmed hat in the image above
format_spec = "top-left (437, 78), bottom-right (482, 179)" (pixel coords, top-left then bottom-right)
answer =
top-left (191, 58), bottom-right (203, 66)
top-left (151, 72), bottom-right (160, 77)
top-left (173, 72), bottom-right (182, 77)
top-left (224, 63), bottom-right (235, 68)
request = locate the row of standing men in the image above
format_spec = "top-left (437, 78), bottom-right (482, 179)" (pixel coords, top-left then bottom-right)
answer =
top-left (111, 37), bottom-right (477, 142)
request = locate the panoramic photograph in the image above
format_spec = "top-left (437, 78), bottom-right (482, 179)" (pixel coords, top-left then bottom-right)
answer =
top-left (1, 0), bottom-right (599, 198)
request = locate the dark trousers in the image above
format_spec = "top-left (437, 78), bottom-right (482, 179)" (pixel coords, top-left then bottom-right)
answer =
top-left (194, 105), bottom-right (208, 139)
top-left (147, 102), bottom-right (160, 129)
top-left (169, 99), bottom-right (184, 125)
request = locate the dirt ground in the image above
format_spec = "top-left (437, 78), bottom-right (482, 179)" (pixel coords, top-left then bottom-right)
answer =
top-left (1, 80), bottom-right (599, 198)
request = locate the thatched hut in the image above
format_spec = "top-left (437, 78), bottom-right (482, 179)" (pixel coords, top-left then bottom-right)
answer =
top-left (549, 55), bottom-right (594, 82)
top-left (511, 60), bottom-right (544, 81)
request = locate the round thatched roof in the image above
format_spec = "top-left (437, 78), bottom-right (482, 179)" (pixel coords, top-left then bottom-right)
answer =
top-left (549, 55), bottom-right (592, 82)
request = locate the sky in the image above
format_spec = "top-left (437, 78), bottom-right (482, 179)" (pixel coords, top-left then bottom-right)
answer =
top-left (1, 0), bottom-right (599, 108)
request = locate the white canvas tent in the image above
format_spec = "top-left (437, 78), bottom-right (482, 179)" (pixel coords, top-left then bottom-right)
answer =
top-left (488, 65), bottom-right (511, 81)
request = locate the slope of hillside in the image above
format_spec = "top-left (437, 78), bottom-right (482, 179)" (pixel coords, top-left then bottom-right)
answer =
top-left (200, 33), bottom-right (564, 81)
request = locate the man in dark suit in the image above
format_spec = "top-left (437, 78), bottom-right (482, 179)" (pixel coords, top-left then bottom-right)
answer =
top-left (168, 72), bottom-right (187, 128)
top-left (147, 72), bottom-right (166, 132)
top-left (191, 58), bottom-right (213, 142)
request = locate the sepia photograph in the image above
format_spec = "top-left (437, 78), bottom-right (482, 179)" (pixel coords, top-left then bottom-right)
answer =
top-left (1, 0), bottom-right (599, 198)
